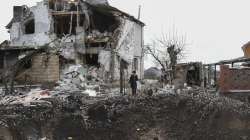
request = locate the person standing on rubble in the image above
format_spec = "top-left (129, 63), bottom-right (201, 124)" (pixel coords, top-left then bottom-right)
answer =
top-left (129, 71), bottom-right (138, 96)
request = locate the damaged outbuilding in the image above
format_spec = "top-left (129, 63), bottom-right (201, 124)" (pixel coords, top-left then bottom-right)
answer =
top-left (167, 62), bottom-right (203, 89)
top-left (1, 0), bottom-right (145, 88)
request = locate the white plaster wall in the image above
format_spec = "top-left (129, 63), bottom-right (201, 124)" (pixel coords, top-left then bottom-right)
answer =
top-left (10, 23), bottom-right (21, 41)
top-left (116, 19), bottom-right (143, 61)
top-left (10, 2), bottom-right (52, 47)
top-left (114, 18), bottom-right (144, 80)
top-left (116, 19), bottom-right (135, 63)
top-left (33, 2), bottom-right (51, 34)
top-left (133, 23), bottom-right (143, 57)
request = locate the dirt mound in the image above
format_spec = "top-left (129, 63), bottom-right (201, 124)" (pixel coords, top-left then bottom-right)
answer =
top-left (0, 92), bottom-right (250, 140)
top-left (87, 93), bottom-right (250, 140)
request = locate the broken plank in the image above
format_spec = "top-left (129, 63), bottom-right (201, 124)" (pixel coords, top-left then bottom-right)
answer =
top-left (51, 11), bottom-right (84, 16)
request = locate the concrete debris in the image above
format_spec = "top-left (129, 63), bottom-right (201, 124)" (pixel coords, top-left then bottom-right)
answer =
top-left (83, 89), bottom-right (97, 97)
top-left (86, 30), bottom-right (111, 41)
top-left (0, 88), bottom-right (51, 106)
top-left (54, 64), bottom-right (104, 97)
top-left (55, 65), bottom-right (88, 91)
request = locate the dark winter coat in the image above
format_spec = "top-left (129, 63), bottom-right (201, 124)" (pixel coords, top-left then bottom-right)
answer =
top-left (129, 74), bottom-right (138, 88)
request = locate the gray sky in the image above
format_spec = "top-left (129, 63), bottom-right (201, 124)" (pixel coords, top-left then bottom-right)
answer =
top-left (0, 0), bottom-right (249, 67)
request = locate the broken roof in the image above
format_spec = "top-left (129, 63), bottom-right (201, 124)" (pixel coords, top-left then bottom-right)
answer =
top-left (6, 0), bottom-right (145, 29)
top-left (86, 3), bottom-right (145, 26)
top-left (204, 56), bottom-right (250, 66)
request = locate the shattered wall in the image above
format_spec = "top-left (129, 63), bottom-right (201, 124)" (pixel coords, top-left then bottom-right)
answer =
top-left (115, 19), bottom-right (144, 80)
top-left (10, 2), bottom-right (53, 47)
top-left (17, 53), bottom-right (59, 83)
top-left (220, 65), bottom-right (250, 93)
top-left (173, 63), bottom-right (202, 88)
top-left (0, 49), bottom-right (33, 80)
top-left (6, 0), bottom-right (145, 84)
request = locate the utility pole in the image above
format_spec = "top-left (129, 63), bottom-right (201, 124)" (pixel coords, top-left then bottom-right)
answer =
top-left (137, 5), bottom-right (141, 20)
top-left (77, 0), bottom-right (80, 27)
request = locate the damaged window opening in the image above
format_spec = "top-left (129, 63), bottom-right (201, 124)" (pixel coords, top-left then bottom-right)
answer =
top-left (5, 51), bottom-right (19, 68)
top-left (49, 0), bottom-right (78, 11)
top-left (54, 14), bottom-right (84, 37)
top-left (87, 42), bottom-right (106, 47)
top-left (90, 8), bottom-right (120, 33)
top-left (69, 3), bottom-right (77, 11)
top-left (24, 59), bottom-right (32, 69)
top-left (187, 66), bottom-right (200, 86)
top-left (24, 19), bottom-right (35, 34)
top-left (85, 54), bottom-right (99, 66)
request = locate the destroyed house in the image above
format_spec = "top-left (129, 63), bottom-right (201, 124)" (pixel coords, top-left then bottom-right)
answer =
top-left (0, 0), bottom-right (145, 84)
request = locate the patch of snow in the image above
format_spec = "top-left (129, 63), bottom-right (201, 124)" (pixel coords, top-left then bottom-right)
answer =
top-left (18, 54), bottom-right (27, 60)
top-left (55, 64), bottom-right (86, 91)
top-left (83, 89), bottom-right (97, 97)
top-left (12, 89), bottom-right (51, 106)
top-left (0, 89), bottom-right (51, 106)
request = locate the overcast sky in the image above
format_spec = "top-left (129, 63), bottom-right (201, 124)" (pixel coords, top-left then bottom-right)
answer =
top-left (0, 0), bottom-right (249, 67)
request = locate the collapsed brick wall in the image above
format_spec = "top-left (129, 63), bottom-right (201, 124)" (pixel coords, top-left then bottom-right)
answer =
top-left (219, 65), bottom-right (250, 93)
top-left (30, 53), bottom-right (59, 83)
top-left (17, 53), bottom-right (59, 84)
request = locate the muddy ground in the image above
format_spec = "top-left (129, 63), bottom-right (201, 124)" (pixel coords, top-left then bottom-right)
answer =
top-left (0, 91), bottom-right (250, 140)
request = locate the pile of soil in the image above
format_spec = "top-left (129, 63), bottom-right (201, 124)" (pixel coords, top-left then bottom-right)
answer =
top-left (0, 91), bottom-right (250, 140)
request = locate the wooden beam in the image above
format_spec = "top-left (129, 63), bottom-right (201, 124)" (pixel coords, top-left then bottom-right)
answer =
top-left (51, 11), bottom-right (84, 16)
top-left (69, 12), bottom-right (73, 34)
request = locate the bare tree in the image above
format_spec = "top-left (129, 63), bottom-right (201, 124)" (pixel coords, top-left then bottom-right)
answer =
top-left (146, 28), bottom-right (187, 84)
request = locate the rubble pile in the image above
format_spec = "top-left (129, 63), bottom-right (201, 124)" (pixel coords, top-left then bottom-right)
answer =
top-left (55, 64), bottom-right (105, 96)
top-left (0, 88), bottom-right (51, 106)
top-left (0, 90), bottom-right (250, 140)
